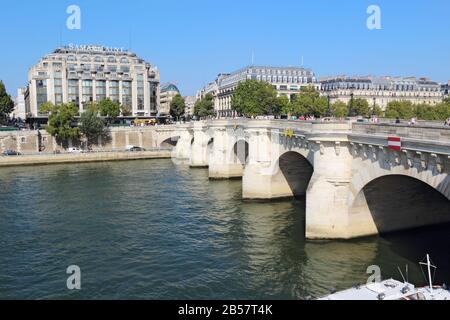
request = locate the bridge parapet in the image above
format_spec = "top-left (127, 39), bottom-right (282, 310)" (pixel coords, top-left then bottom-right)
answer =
top-left (352, 123), bottom-right (450, 142)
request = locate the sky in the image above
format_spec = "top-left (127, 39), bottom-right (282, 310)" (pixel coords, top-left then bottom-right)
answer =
top-left (1, 0), bottom-right (449, 97)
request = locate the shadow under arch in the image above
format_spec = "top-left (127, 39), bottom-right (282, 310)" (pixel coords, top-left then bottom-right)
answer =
top-left (160, 136), bottom-right (180, 148)
top-left (233, 139), bottom-right (249, 166)
top-left (277, 151), bottom-right (314, 198)
top-left (350, 174), bottom-right (450, 235)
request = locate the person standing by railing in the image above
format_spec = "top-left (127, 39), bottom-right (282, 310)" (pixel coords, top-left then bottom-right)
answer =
top-left (444, 118), bottom-right (450, 126)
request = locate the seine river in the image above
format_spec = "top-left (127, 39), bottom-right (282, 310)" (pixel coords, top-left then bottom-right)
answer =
top-left (0, 159), bottom-right (449, 299)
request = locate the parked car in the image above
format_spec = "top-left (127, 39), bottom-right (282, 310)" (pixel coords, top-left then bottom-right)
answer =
top-left (129, 146), bottom-right (146, 152)
top-left (2, 150), bottom-right (21, 156)
top-left (67, 147), bottom-right (82, 154)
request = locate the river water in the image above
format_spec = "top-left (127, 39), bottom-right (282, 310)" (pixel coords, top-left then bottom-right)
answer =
top-left (0, 159), bottom-right (449, 299)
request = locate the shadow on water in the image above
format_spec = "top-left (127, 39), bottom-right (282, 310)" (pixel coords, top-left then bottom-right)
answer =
top-left (0, 159), bottom-right (449, 299)
top-left (375, 222), bottom-right (450, 286)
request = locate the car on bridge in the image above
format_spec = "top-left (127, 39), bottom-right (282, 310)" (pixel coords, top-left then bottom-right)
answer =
top-left (2, 150), bottom-right (22, 156)
top-left (126, 146), bottom-right (146, 152)
top-left (67, 147), bottom-right (82, 154)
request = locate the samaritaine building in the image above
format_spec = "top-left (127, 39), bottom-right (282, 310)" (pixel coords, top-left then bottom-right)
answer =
top-left (320, 75), bottom-right (442, 110)
top-left (25, 44), bottom-right (160, 119)
top-left (198, 65), bottom-right (318, 118)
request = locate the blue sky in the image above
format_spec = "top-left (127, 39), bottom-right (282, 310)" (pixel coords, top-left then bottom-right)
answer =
top-left (1, 0), bottom-right (449, 96)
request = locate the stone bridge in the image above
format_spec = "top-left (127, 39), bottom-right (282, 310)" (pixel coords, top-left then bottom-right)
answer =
top-left (163, 120), bottom-right (450, 240)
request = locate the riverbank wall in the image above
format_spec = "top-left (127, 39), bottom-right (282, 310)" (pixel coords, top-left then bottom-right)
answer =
top-left (0, 126), bottom-right (179, 155)
top-left (0, 149), bottom-right (173, 168)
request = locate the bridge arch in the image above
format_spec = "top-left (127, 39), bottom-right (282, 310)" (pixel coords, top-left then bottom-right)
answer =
top-left (232, 139), bottom-right (249, 166)
top-left (270, 151), bottom-right (314, 198)
top-left (160, 136), bottom-right (180, 148)
top-left (348, 170), bottom-right (450, 235)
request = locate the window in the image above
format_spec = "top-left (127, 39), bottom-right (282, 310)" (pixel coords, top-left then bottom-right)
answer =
top-left (107, 56), bottom-right (116, 63)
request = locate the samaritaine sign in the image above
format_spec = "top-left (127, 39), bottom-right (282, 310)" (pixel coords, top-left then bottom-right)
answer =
top-left (66, 44), bottom-right (127, 53)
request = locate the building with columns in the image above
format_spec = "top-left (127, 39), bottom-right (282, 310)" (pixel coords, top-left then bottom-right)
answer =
top-left (25, 44), bottom-right (160, 119)
top-left (198, 66), bottom-right (318, 118)
top-left (320, 75), bottom-right (443, 110)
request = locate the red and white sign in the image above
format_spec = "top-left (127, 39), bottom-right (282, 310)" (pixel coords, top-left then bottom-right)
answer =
top-left (388, 137), bottom-right (402, 151)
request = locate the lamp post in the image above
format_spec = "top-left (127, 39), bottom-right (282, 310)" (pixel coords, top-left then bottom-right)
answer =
top-left (326, 94), bottom-right (331, 117)
top-left (349, 92), bottom-right (355, 117)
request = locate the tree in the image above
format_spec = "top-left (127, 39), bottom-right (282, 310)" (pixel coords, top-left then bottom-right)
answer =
top-left (170, 94), bottom-right (186, 120)
top-left (349, 98), bottom-right (370, 117)
top-left (291, 86), bottom-right (326, 117)
top-left (39, 102), bottom-right (80, 144)
top-left (79, 108), bottom-right (106, 147)
top-left (275, 96), bottom-right (292, 117)
top-left (331, 100), bottom-right (349, 118)
top-left (372, 104), bottom-right (384, 117)
top-left (121, 104), bottom-right (132, 117)
top-left (385, 100), bottom-right (415, 119)
top-left (194, 93), bottom-right (216, 118)
top-left (97, 98), bottom-right (121, 125)
top-left (435, 102), bottom-right (450, 120)
top-left (231, 79), bottom-right (277, 116)
top-left (0, 81), bottom-right (14, 123)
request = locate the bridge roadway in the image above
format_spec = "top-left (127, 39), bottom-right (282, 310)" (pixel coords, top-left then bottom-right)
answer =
top-left (157, 120), bottom-right (450, 240)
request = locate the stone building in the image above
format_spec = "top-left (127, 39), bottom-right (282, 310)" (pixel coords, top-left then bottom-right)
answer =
top-left (159, 83), bottom-right (180, 116)
top-left (320, 75), bottom-right (443, 110)
top-left (198, 66), bottom-right (318, 117)
top-left (25, 44), bottom-right (160, 119)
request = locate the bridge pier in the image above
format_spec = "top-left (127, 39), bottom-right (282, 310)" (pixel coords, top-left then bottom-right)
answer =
top-left (305, 141), bottom-right (358, 239)
top-left (242, 128), bottom-right (294, 199)
top-left (209, 126), bottom-right (246, 179)
top-left (174, 128), bottom-right (193, 160)
top-left (190, 122), bottom-right (211, 168)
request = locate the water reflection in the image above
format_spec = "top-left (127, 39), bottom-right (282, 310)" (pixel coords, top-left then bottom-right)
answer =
top-left (0, 160), bottom-right (448, 299)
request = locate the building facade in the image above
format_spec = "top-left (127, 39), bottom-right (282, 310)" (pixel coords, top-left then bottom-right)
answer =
top-left (199, 66), bottom-right (318, 118)
top-left (442, 81), bottom-right (450, 99)
top-left (25, 44), bottom-right (160, 118)
top-left (14, 88), bottom-right (27, 119)
top-left (320, 76), bottom-right (443, 110)
top-left (184, 96), bottom-right (196, 116)
top-left (159, 83), bottom-right (180, 116)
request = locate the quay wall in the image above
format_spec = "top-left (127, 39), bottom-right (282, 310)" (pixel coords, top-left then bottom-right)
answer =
top-left (0, 149), bottom-right (172, 168)
top-left (0, 126), bottom-right (178, 155)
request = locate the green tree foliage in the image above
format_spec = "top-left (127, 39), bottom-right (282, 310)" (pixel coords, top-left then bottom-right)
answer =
top-left (0, 80), bottom-right (14, 122)
top-left (385, 101), bottom-right (415, 119)
top-left (194, 93), bottom-right (216, 118)
top-left (79, 107), bottom-right (106, 145)
top-left (97, 98), bottom-right (121, 124)
top-left (231, 80), bottom-right (277, 116)
top-left (39, 102), bottom-right (80, 143)
top-left (349, 98), bottom-right (370, 117)
top-left (372, 104), bottom-right (384, 117)
top-left (291, 86), bottom-right (327, 117)
top-left (331, 100), bottom-right (349, 118)
top-left (121, 104), bottom-right (132, 117)
top-left (384, 100), bottom-right (450, 120)
top-left (275, 95), bottom-right (292, 117)
top-left (170, 94), bottom-right (186, 119)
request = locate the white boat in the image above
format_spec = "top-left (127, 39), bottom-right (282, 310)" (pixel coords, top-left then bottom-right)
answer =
top-left (318, 254), bottom-right (450, 300)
